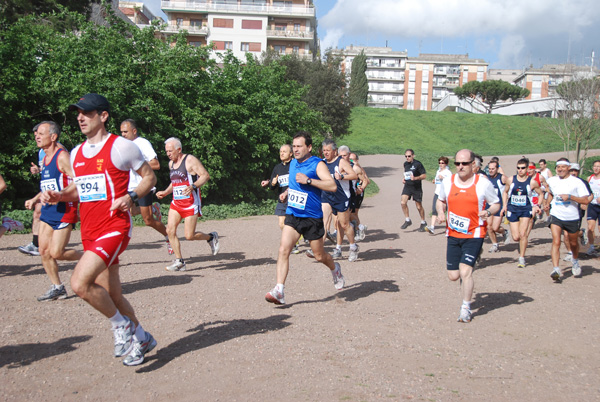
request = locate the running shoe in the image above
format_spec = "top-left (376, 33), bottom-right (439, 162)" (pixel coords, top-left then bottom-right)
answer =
top-left (563, 252), bottom-right (573, 262)
top-left (332, 248), bottom-right (342, 259)
top-left (457, 307), bottom-right (472, 323)
top-left (332, 262), bottom-right (345, 290)
top-left (122, 331), bottom-right (157, 366)
top-left (581, 229), bottom-right (588, 246)
top-left (358, 225), bottom-right (367, 241)
top-left (517, 257), bottom-right (526, 268)
top-left (550, 269), bottom-right (562, 283)
top-left (265, 287), bottom-right (285, 305)
top-left (418, 222), bottom-right (427, 232)
top-left (37, 284), bottom-right (67, 302)
top-left (151, 202), bottom-right (162, 222)
top-left (348, 245), bottom-right (359, 262)
top-left (586, 245), bottom-right (596, 256)
top-left (503, 234), bottom-right (512, 246)
top-left (488, 243), bottom-right (499, 253)
top-left (424, 225), bottom-right (435, 235)
top-left (3, 217), bottom-right (24, 233)
top-left (326, 231), bottom-right (336, 245)
top-left (291, 244), bottom-right (300, 254)
top-left (113, 316), bottom-right (135, 357)
top-left (166, 240), bottom-right (174, 255)
top-left (306, 249), bottom-right (315, 258)
top-left (208, 231), bottom-right (220, 255)
top-left (572, 260), bottom-right (582, 277)
top-left (400, 219), bottom-right (412, 229)
top-left (165, 259), bottom-right (186, 272)
top-left (18, 241), bottom-right (40, 256)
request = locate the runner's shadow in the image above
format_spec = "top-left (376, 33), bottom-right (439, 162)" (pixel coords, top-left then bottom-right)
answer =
top-left (562, 265), bottom-right (600, 279)
top-left (476, 257), bottom-right (514, 269)
top-left (184, 252), bottom-right (246, 266)
top-left (136, 314), bottom-right (292, 373)
top-left (122, 274), bottom-right (198, 294)
top-left (0, 336), bottom-right (92, 368)
top-left (281, 279), bottom-right (399, 308)
top-left (364, 166), bottom-right (398, 179)
top-left (126, 240), bottom-right (169, 251)
top-left (0, 262), bottom-right (77, 278)
top-left (360, 229), bottom-right (399, 243)
top-left (528, 238), bottom-right (553, 246)
top-left (472, 291), bottom-right (534, 318)
top-left (358, 248), bottom-right (405, 261)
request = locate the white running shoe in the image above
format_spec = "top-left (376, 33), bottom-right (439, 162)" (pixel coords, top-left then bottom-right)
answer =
top-left (332, 262), bottom-right (345, 290)
top-left (113, 316), bottom-right (135, 357)
top-left (208, 232), bottom-right (220, 255)
top-left (18, 241), bottom-right (40, 256)
top-left (332, 248), bottom-right (342, 259)
top-left (358, 225), bottom-right (367, 241)
top-left (122, 331), bottom-right (157, 366)
top-left (572, 260), bottom-right (582, 277)
top-left (581, 229), bottom-right (588, 246)
top-left (457, 307), bottom-right (472, 323)
top-left (517, 257), bottom-right (526, 268)
top-left (348, 245), bottom-right (359, 262)
top-left (503, 234), bottom-right (512, 245)
top-left (166, 259), bottom-right (186, 272)
top-left (563, 252), bottom-right (573, 262)
top-left (489, 243), bottom-right (499, 253)
top-left (586, 245), bottom-right (596, 256)
top-left (265, 287), bottom-right (285, 305)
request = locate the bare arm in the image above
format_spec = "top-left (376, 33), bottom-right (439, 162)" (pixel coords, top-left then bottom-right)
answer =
top-left (0, 174), bottom-right (6, 195)
top-left (148, 158), bottom-right (160, 170)
top-left (335, 159), bottom-right (358, 182)
top-left (111, 161), bottom-right (156, 212)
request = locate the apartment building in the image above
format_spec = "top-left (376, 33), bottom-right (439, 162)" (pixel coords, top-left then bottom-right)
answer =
top-left (119, 1), bottom-right (158, 25)
top-left (159, 0), bottom-right (317, 60)
top-left (513, 64), bottom-right (600, 100)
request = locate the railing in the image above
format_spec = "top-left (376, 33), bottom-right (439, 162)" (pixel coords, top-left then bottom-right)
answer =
top-left (161, 25), bottom-right (209, 34)
top-left (266, 29), bottom-right (314, 39)
top-left (161, 1), bottom-right (315, 16)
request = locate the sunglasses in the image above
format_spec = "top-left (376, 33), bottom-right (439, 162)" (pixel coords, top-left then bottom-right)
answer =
top-left (517, 166), bottom-right (527, 170)
top-left (454, 161), bottom-right (473, 166)
top-left (404, 155), bottom-right (413, 158)
top-left (439, 162), bottom-right (446, 165)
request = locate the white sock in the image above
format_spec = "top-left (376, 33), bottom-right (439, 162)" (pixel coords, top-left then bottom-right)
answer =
top-left (336, 245), bottom-right (342, 250)
top-left (554, 266), bottom-right (561, 273)
top-left (405, 218), bottom-right (411, 222)
top-left (421, 220), bottom-right (427, 225)
top-left (275, 283), bottom-right (284, 293)
top-left (492, 243), bottom-right (498, 247)
top-left (133, 322), bottom-right (145, 342)
top-left (358, 224), bottom-right (365, 230)
top-left (572, 258), bottom-right (579, 264)
top-left (350, 244), bottom-right (357, 251)
top-left (109, 311), bottom-right (127, 328)
top-left (462, 300), bottom-right (471, 310)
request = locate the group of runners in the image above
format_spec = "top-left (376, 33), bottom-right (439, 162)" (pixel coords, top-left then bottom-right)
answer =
top-left (1, 93), bottom-right (599, 367)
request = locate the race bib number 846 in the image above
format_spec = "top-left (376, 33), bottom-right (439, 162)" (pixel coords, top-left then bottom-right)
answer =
top-left (448, 211), bottom-right (470, 234)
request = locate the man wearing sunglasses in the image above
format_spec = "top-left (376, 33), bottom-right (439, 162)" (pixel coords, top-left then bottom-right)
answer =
top-left (401, 149), bottom-right (427, 231)
top-left (501, 158), bottom-right (543, 268)
top-left (436, 149), bottom-right (500, 323)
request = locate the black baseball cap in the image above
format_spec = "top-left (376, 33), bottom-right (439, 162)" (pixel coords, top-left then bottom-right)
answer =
top-left (69, 93), bottom-right (110, 113)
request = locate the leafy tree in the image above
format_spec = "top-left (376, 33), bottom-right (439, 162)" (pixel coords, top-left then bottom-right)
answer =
top-left (349, 50), bottom-right (368, 107)
top-left (261, 50), bottom-right (351, 139)
top-left (0, 0), bottom-right (97, 27)
top-left (0, 6), bottom-right (328, 208)
top-left (453, 80), bottom-right (530, 114)
top-left (546, 77), bottom-right (600, 165)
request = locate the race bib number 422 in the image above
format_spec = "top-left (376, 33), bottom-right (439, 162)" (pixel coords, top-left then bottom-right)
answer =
top-left (75, 174), bottom-right (107, 202)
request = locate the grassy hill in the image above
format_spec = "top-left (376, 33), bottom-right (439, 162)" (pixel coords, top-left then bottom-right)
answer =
top-left (342, 108), bottom-right (564, 171)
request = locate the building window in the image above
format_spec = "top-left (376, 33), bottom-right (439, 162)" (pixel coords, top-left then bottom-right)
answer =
top-left (409, 70), bottom-right (416, 82)
top-left (274, 24), bottom-right (286, 31)
top-left (242, 20), bottom-right (262, 29)
top-left (189, 41), bottom-right (202, 47)
top-left (176, 18), bottom-right (183, 26)
top-left (294, 23), bottom-right (300, 31)
top-left (190, 19), bottom-right (202, 27)
top-left (241, 42), bottom-right (249, 51)
top-left (213, 18), bottom-right (234, 28)
top-left (224, 41), bottom-right (233, 50)
top-left (292, 46), bottom-right (299, 54)
top-left (273, 45), bottom-right (286, 54)
top-left (408, 82), bottom-right (415, 93)
top-left (421, 95), bottom-right (428, 110)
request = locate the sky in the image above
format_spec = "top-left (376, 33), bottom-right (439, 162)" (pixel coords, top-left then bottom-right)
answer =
top-left (140, 0), bottom-right (600, 69)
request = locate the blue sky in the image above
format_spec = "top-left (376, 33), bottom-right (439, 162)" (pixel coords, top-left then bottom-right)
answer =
top-left (141, 0), bottom-right (600, 69)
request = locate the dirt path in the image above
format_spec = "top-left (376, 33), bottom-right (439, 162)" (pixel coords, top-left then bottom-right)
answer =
top-left (1, 153), bottom-right (599, 401)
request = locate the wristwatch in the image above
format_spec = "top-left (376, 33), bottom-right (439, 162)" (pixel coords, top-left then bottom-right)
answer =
top-left (192, 183), bottom-right (198, 190)
top-left (128, 191), bottom-right (139, 202)
top-left (307, 178), bottom-right (312, 185)
top-left (485, 209), bottom-right (491, 217)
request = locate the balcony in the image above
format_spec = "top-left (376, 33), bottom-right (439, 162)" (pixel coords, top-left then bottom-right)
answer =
top-left (161, 1), bottom-right (315, 17)
top-left (266, 29), bottom-right (314, 40)
top-left (161, 24), bottom-right (209, 35)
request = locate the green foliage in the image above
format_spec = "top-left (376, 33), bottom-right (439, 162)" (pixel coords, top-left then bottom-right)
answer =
top-left (453, 80), bottom-right (530, 113)
top-left (349, 50), bottom-right (368, 107)
top-left (343, 107), bottom-right (565, 173)
top-left (262, 50), bottom-right (351, 138)
top-left (0, 0), bottom-right (96, 26)
top-left (0, 7), bottom-right (331, 208)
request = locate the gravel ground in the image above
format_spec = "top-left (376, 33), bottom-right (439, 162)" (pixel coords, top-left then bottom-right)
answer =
top-left (1, 152), bottom-right (599, 401)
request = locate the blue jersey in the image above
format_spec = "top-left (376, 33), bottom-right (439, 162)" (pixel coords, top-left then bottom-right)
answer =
top-left (286, 156), bottom-right (323, 218)
top-left (321, 157), bottom-right (350, 205)
top-left (507, 175), bottom-right (533, 212)
top-left (40, 149), bottom-right (78, 225)
top-left (487, 173), bottom-right (505, 209)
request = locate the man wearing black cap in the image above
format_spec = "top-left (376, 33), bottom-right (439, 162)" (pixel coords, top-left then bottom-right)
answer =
top-left (41, 93), bottom-right (158, 366)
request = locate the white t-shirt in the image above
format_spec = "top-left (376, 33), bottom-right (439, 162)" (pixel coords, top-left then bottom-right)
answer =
top-left (128, 137), bottom-right (158, 191)
top-left (434, 167), bottom-right (452, 196)
top-left (546, 175), bottom-right (590, 220)
top-left (71, 135), bottom-right (144, 177)
top-left (588, 175), bottom-right (600, 205)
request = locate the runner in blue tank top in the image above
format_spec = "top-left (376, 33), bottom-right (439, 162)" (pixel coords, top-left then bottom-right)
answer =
top-left (501, 158), bottom-right (543, 268)
top-left (265, 131), bottom-right (346, 305)
top-left (486, 160), bottom-right (508, 253)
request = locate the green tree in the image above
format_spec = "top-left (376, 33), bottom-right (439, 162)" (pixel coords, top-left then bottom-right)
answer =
top-left (453, 80), bottom-right (530, 113)
top-left (546, 77), bottom-right (600, 165)
top-left (349, 50), bottom-right (368, 107)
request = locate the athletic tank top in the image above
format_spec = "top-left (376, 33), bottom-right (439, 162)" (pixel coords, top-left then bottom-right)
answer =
top-left (531, 173), bottom-right (541, 205)
top-left (40, 149), bottom-right (78, 224)
top-left (286, 156), bottom-right (323, 218)
top-left (73, 134), bottom-right (131, 241)
top-left (507, 175), bottom-right (532, 211)
top-left (321, 157), bottom-right (350, 204)
top-left (589, 175), bottom-right (600, 205)
top-left (446, 174), bottom-right (488, 239)
top-left (169, 154), bottom-right (201, 208)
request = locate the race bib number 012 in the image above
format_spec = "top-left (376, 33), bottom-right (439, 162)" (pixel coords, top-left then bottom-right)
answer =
top-left (173, 185), bottom-right (191, 200)
top-left (75, 174), bottom-right (107, 202)
top-left (448, 211), bottom-right (470, 234)
top-left (288, 189), bottom-right (308, 210)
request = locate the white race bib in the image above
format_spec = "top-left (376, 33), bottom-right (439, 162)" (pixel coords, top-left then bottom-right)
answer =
top-left (173, 185), bottom-right (190, 200)
top-left (40, 178), bottom-right (59, 193)
top-left (448, 211), bottom-right (470, 234)
top-left (511, 195), bottom-right (527, 206)
top-left (278, 174), bottom-right (289, 187)
top-left (404, 171), bottom-right (413, 181)
top-left (75, 174), bottom-right (107, 202)
top-left (288, 189), bottom-right (308, 210)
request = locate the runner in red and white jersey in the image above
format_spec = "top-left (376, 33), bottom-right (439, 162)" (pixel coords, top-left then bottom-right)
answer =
top-left (41, 93), bottom-right (157, 366)
top-left (156, 137), bottom-right (220, 272)
top-left (585, 160), bottom-right (600, 255)
top-left (436, 149), bottom-right (500, 323)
